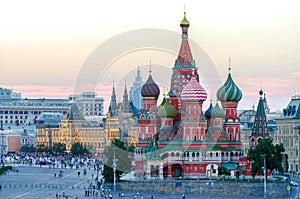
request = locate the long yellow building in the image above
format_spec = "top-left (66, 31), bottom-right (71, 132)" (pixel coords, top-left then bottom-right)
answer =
top-left (36, 103), bottom-right (106, 156)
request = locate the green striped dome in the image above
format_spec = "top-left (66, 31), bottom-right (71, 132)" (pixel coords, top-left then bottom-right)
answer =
top-left (211, 103), bottom-right (225, 118)
top-left (217, 73), bottom-right (242, 102)
top-left (158, 98), bottom-right (177, 117)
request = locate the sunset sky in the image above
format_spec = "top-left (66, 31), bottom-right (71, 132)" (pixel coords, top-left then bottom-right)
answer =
top-left (1, 0), bottom-right (299, 112)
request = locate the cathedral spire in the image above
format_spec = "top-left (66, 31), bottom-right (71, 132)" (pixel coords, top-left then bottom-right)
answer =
top-left (122, 82), bottom-right (130, 112)
top-left (109, 82), bottom-right (117, 116)
top-left (249, 89), bottom-right (270, 148)
top-left (175, 7), bottom-right (194, 68)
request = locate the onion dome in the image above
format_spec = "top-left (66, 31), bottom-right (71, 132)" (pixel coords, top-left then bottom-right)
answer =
top-left (259, 89), bottom-right (263, 96)
top-left (158, 97), bottom-right (177, 117)
top-left (141, 74), bottom-right (160, 98)
top-left (181, 72), bottom-right (207, 101)
top-left (205, 100), bottom-right (213, 119)
top-left (217, 68), bottom-right (242, 102)
top-left (211, 102), bottom-right (225, 118)
top-left (180, 11), bottom-right (190, 28)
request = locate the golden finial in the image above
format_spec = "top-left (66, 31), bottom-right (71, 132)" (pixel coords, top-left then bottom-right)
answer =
top-left (149, 60), bottom-right (152, 74)
top-left (180, 5), bottom-right (190, 28)
top-left (228, 57), bottom-right (231, 73)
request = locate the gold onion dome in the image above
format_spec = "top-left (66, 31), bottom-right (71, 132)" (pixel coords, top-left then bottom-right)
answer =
top-left (180, 11), bottom-right (190, 28)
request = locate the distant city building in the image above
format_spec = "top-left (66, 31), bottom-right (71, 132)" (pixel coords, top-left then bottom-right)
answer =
top-left (0, 127), bottom-right (34, 154)
top-left (68, 91), bottom-right (104, 116)
top-left (105, 84), bottom-right (138, 146)
top-left (0, 87), bottom-right (69, 127)
top-left (36, 103), bottom-right (106, 156)
top-left (129, 67), bottom-right (143, 110)
top-left (0, 88), bottom-right (104, 128)
top-left (274, 94), bottom-right (300, 173)
top-left (0, 131), bottom-right (8, 155)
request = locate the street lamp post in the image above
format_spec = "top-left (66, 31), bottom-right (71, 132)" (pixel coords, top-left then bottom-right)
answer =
top-left (261, 154), bottom-right (267, 199)
top-left (113, 147), bottom-right (117, 191)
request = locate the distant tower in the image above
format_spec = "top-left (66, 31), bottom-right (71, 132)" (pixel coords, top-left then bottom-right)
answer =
top-left (169, 10), bottom-right (198, 123)
top-left (249, 89), bottom-right (270, 148)
top-left (217, 59), bottom-right (242, 143)
top-left (121, 83), bottom-right (130, 113)
top-left (130, 66), bottom-right (144, 110)
top-left (109, 83), bottom-right (118, 116)
top-left (263, 93), bottom-right (270, 114)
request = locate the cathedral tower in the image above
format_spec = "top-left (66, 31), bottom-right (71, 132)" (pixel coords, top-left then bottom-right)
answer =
top-left (169, 11), bottom-right (199, 123)
top-left (217, 61), bottom-right (242, 143)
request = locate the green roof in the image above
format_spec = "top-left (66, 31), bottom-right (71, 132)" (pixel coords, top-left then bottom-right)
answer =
top-left (222, 163), bottom-right (237, 170)
top-left (146, 140), bottom-right (161, 160)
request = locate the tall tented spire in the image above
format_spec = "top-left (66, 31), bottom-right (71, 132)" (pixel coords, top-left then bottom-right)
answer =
top-left (175, 8), bottom-right (194, 68)
top-left (122, 82), bottom-right (130, 112)
top-left (249, 89), bottom-right (270, 148)
top-left (109, 83), bottom-right (118, 116)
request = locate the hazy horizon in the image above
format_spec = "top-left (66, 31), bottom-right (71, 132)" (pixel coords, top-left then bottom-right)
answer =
top-left (1, 0), bottom-right (299, 113)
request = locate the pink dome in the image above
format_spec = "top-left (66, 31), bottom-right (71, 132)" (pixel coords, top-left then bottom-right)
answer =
top-left (181, 73), bottom-right (207, 101)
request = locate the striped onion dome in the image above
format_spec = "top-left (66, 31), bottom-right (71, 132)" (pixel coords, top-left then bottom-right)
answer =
top-left (141, 74), bottom-right (160, 98)
top-left (217, 72), bottom-right (242, 102)
top-left (181, 73), bottom-right (207, 101)
top-left (158, 97), bottom-right (177, 117)
top-left (211, 103), bottom-right (225, 118)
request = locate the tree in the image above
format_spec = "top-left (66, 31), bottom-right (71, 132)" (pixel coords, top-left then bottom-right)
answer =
top-left (71, 143), bottom-right (89, 155)
top-left (102, 139), bottom-right (134, 182)
top-left (53, 142), bottom-right (66, 154)
top-left (218, 166), bottom-right (230, 180)
top-left (247, 138), bottom-right (285, 180)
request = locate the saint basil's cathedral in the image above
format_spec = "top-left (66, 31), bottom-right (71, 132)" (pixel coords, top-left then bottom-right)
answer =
top-left (133, 11), bottom-right (244, 179)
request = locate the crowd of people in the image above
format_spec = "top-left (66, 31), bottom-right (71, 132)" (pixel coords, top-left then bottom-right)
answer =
top-left (1, 152), bottom-right (104, 171)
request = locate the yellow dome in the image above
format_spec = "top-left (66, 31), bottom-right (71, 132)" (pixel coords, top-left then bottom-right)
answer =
top-left (180, 12), bottom-right (190, 28)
